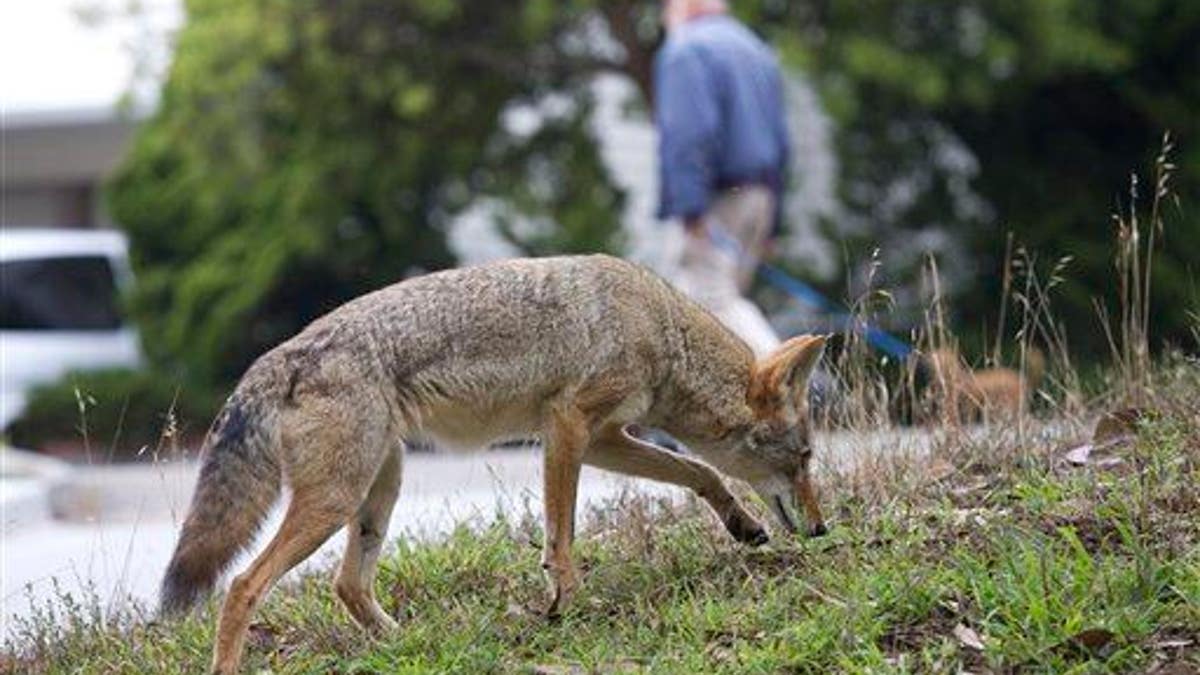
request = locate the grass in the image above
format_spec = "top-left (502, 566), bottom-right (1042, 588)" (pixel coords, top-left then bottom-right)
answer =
top-left (5, 362), bottom-right (1197, 674)
top-left (4, 137), bottom-right (1195, 675)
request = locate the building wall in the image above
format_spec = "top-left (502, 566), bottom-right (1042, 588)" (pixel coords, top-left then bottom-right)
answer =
top-left (2, 184), bottom-right (99, 228)
top-left (1, 113), bottom-right (134, 229)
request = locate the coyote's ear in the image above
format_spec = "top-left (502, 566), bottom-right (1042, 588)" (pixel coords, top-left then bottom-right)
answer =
top-left (750, 335), bottom-right (828, 412)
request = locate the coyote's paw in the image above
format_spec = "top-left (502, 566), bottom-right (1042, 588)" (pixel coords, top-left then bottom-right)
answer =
top-left (544, 580), bottom-right (580, 620)
top-left (542, 562), bottom-right (581, 619)
top-left (544, 589), bottom-right (571, 620)
top-left (723, 511), bottom-right (769, 547)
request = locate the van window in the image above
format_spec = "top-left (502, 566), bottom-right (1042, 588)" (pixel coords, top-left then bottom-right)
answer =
top-left (0, 256), bottom-right (124, 330)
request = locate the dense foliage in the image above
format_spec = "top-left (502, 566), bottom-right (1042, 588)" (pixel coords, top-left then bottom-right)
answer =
top-left (6, 369), bottom-right (219, 458)
top-left (107, 0), bottom-right (1197, 390)
top-left (756, 0), bottom-right (1200, 354)
top-left (109, 0), bottom-right (627, 385)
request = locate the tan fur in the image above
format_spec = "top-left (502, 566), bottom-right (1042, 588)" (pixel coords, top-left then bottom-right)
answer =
top-left (925, 346), bottom-right (1044, 426)
top-left (160, 255), bottom-right (828, 674)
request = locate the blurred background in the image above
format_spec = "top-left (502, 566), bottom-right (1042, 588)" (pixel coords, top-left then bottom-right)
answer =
top-left (2, 0), bottom-right (1198, 455)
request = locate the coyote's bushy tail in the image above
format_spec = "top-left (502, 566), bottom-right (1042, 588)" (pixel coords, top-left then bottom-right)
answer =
top-left (159, 390), bottom-right (282, 617)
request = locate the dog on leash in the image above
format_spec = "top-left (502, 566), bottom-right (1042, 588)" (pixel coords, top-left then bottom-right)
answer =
top-left (159, 254), bottom-right (829, 674)
top-left (924, 346), bottom-right (1044, 426)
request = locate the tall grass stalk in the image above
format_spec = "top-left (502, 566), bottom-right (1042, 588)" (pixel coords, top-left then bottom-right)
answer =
top-left (1103, 132), bottom-right (1176, 405)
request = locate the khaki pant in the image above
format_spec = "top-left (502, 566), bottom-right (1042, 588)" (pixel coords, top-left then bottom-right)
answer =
top-left (671, 186), bottom-right (781, 357)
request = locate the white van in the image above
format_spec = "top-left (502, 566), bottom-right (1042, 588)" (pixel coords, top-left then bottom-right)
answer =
top-left (1, 228), bottom-right (142, 428)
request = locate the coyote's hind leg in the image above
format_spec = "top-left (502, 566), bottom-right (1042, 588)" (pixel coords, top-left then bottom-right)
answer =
top-left (209, 395), bottom-right (391, 675)
top-left (336, 445), bottom-right (403, 632)
top-left (210, 487), bottom-right (359, 675)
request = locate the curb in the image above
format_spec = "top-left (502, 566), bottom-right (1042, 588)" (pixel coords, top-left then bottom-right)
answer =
top-left (1, 445), bottom-right (73, 533)
top-left (46, 460), bottom-right (198, 524)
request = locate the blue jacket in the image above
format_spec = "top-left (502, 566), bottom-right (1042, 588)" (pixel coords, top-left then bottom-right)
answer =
top-left (654, 14), bottom-right (790, 226)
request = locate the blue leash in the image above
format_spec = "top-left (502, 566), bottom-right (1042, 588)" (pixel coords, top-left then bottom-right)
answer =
top-left (706, 225), bottom-right (914, 361)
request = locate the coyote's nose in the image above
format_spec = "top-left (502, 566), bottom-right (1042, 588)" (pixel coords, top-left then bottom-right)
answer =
top-left (807, 522), bottom-right (828, 538)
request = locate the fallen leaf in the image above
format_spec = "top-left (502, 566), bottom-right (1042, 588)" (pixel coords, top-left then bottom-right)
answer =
top-left (939, 599), bottom-right (961, 614)
top-left (533, 665), bottom-right (585, 675)
top-left (1063, 441), bottom-right (1126, 470)
top-left (1068, 628), bottom-right (1116, 652)
top-left (503, 602), bottom-right (528, 620)
top-left (951, 479), bottom-right (991, 498)
top-left (245, 622), bottom-right (277, 651)
top-left (1045, 628), bottom-right (1121, 661)
top-left (949, 507), bottom-right (1008, 530)
top-left (704, 642), bottom-right (736, 664)
top-left (953, 623), bottom-right (986, 651)
top-left (603, 659), bottom-right (645, 673)
top-left (1147, 662), bottom-right (1197, 675)
top-left (1065, 444), bottom-right (1093, 465)
top-left (1093, 408), bottom-right (1154, 443)
top-left (1154, 639), bottom-right (1194, 650)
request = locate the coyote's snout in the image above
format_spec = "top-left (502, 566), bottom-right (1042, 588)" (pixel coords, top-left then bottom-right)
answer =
top-left (159, 255), bottom-right (828, 674)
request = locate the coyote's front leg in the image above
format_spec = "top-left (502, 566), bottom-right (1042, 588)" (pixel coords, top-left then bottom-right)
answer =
top-left (585, 425), bottom-right (768, 546)
top-left (541, 400), bottom-right (590, 617)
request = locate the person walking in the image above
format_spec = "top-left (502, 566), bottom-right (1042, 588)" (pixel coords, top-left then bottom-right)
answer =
top-left (655, 0), bottom-right (790, 357)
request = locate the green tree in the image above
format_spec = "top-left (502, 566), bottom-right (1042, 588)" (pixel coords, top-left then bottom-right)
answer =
top-left (110, 0), bottom-right (627, 386)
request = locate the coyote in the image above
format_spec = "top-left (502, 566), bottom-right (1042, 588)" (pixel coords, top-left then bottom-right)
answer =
top-left (160, 254), bottom-right (828, 674)
top-left (925, 346), bottom-right (1045, 426)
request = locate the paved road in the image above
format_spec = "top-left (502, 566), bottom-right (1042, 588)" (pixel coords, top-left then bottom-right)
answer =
top-left (1, 429), bottom-right (933, 637)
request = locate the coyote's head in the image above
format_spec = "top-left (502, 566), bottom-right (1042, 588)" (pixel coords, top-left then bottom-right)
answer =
top-left (736, 334), bottom-right (829, 538)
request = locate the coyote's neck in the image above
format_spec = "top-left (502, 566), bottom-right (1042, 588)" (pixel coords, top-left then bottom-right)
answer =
top-left (651, 303), bottom-right (757, 447)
